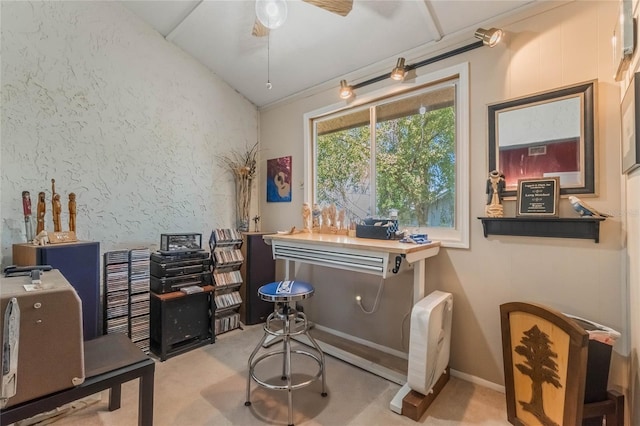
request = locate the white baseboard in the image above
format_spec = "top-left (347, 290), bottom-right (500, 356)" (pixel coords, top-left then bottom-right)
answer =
top-left (450, 368), bottom-right (505, 393)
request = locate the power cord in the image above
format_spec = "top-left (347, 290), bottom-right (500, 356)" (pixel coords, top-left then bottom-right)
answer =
top-left (355, 277), bottom-right (385, 314)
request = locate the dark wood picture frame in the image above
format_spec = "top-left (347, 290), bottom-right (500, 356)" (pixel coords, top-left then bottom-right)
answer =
top-left (516, 177), bottom-right (560, 217)
top-left (621, 72), bottom-right (640, 174)
top-left (488, 81), bottom-right (596, 198)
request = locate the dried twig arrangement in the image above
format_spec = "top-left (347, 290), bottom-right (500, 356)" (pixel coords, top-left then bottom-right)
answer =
top-left (218, 141), bottom-right (258, 180)
top-left (218, 141), bottom-right (259, 230)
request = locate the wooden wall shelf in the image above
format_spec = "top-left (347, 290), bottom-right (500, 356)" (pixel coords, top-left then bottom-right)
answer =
top-left (478, 217), bottom-right (605, 243)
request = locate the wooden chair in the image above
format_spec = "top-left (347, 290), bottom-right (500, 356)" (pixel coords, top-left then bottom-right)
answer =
top-left (500, 302), bottom-right (624, 426)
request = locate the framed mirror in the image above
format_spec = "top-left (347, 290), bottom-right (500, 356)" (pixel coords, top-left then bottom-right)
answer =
top-left (488, 80), bottom-right (596, 198)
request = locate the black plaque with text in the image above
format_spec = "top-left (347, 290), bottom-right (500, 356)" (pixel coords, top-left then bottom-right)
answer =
top-left (517, 177), bottom-right (559, 217)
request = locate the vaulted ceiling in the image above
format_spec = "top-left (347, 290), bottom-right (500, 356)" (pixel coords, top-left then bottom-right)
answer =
top-left (122, 0), bottom-right (550, 108)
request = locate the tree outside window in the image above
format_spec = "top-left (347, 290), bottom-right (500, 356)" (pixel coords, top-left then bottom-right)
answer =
top-left (315, 84), bottom-right (456, 230)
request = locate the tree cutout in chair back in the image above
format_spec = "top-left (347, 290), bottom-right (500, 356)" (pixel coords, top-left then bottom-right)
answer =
top-left (515, 325), bottom-right (561, 426)
top-left (510, 312), bottom-right (570, 426)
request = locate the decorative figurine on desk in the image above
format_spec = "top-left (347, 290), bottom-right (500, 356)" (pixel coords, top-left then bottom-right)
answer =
top-left (327, 204), bottom-right (336, 228)
top-left (485, 170), bottom-right (505, 218)
top-left (36, 191), bottom-right (46, 234)
top-left (252, 215), bottom-right (260, 232)
top-left (68, 192), bottom-right (77, 233)
top-left (312, 203), bottom-right (321, 231)
top-left (302, 203), bottom-right (311, 232)
top-left (336, 208), bottom-right (349, 235)
top-left (321, 206), bottom-right (330, 232)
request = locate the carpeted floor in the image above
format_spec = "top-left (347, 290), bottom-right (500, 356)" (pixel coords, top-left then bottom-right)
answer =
top-left (32, 324), bottom-right (509, 425)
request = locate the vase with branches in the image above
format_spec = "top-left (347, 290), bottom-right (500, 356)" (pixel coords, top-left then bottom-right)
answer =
top-left (219, 142), bottom-right (258, 231)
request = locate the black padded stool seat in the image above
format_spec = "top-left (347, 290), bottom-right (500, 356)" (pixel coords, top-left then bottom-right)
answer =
top-left (245, 280), bottom-right (327, 426)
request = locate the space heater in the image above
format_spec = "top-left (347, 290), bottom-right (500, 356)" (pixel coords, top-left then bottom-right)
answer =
top-left (390, 290), bottom-right (453, 415)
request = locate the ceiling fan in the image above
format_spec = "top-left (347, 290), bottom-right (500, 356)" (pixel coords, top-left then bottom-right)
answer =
top-left (252, 0), bottom-right (353, 37)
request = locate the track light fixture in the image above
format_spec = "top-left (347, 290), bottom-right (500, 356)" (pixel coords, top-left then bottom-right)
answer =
top-left (390, 57), bottom-right (407, 81)
top-left (338, 27), bottom-right (503, 99)
top-left (474, 27), bottom-right (503, 47)
top-left (339, 80), bottom-right (353, 99)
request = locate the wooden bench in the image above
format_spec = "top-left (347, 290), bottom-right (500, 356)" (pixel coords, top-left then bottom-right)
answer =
top-left (1, 333), bottom-right (155, 426)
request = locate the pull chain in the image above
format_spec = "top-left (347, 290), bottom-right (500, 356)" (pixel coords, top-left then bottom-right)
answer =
top-left (266, 30), bottom-right (272, 90)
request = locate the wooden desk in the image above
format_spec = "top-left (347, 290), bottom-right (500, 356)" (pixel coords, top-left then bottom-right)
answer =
top-left (263, 233), bottom-right (441, 383)
top-left (0, 334), bottom-right (155, 426)
top-left (263, 233), bottom-right (440, 301)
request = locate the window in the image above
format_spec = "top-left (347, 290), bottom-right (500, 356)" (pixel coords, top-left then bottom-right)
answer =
top-left (304, 63), bottom-right (469, 248)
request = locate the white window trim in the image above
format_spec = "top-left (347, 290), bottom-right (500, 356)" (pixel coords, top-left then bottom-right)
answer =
top-left (303, 62), bottom-right (469, 249)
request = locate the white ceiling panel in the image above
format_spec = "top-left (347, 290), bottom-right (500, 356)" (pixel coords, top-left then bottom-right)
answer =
top-left (121, 0), bottom-right (542, 107)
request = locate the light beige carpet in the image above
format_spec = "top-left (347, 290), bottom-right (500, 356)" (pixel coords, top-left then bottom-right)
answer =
top-left (44, 324), bottom-right (509, 425)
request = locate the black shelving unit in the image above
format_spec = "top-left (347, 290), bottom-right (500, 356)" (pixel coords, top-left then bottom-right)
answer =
top-left (478, 217), bottom-right (605, 243)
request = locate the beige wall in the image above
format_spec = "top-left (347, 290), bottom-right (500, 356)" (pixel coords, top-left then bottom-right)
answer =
top-left (259, 0), bottom-right (631, 401)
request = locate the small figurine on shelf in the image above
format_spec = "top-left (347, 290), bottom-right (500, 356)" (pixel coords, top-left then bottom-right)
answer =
top-left (52, 193), bottom-right (62, 232)
top-left (36, 191), bottom-right (46, 234)
top-left (252, 215), bottom-right (260, 232)
top-left (32, 230), bottom-right (49, 246)
top-left (485, 170), bottom-right (505, 218)
top-left (68, 192), bottom-right (77, 233)
top-left (22, 191), bottom-right (34, 241)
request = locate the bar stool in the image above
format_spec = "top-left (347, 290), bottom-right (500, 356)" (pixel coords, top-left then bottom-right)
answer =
top-left (245, 280), bottom-right (327, 426)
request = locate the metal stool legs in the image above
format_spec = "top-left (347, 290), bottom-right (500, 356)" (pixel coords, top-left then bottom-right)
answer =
top-left (245, 302), bottom-right (327, 426)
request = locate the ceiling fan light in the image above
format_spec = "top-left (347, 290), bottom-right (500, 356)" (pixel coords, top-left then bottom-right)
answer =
top-left (256, 0), bottom-right (288, 30)
top-left (474, 27), bottom-right (503, 47)
top-left (390, 57), bottom-right (407, 81)
top-left (339, 80), bottom-right (353, 99)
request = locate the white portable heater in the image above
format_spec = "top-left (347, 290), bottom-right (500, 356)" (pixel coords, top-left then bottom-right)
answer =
top-left (390, 290), bottom-right (453, 414)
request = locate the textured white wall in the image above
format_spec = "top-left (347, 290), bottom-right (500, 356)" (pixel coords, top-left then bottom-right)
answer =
top-left (1, 1), bottom-right (258, 264)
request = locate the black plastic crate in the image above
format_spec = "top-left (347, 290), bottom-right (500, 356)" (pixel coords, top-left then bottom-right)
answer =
top-left (355, 218), bottom-right (398, 240)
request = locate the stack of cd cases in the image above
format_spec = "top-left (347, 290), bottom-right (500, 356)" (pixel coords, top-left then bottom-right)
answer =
top-left (103, 250), bottom-right (130, 336)
top-left (129, 248), bottom-right (151, 353)
top-left (102, 248), bottom-right (151, 353)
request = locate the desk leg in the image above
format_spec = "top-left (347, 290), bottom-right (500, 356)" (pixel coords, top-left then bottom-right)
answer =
top-left (413, 259), bottom-right (426, 303)
top-left (284, 259), bottom-right (293, 280)
top-left (108, 384), bottom-right (122, 411)
top-left (138, 365), bottom-right (155, 426)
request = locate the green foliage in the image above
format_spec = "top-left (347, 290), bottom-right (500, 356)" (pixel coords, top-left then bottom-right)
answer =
top-left (316, 106), bottom-right (455, 227)
top-left (317, 126), bottom-right (371, 217)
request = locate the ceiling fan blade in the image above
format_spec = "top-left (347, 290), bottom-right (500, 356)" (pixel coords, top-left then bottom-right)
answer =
top-left (303, 0), bottom-right (353, 17)
top-left (252, 18), bottom-right (269, 37)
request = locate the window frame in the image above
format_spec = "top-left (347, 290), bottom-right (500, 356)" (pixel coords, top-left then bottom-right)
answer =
top-left (303, 62), bottom-right (469, 248)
